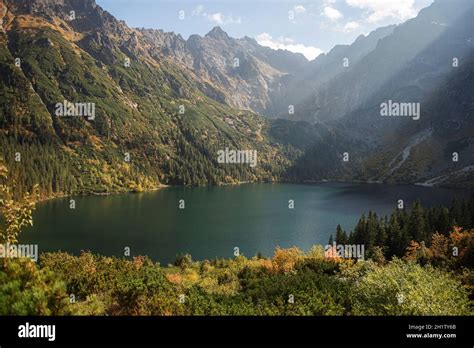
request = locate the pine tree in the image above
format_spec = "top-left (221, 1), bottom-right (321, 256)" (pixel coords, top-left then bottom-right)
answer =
top-left (449, 197), bottom-right (462, 226)
top-left (328, 234), bottom-right (334, 245)
top-left (335, 224), bottom-right (344, 244)
top-left (387, 213), bottom-right (402, 257)
top-left (437, 207), bottom-right (450, 235)
top-left (408, 200), bottom-right (426, 242)
top-left (365, 211), bottom-right (378, 251)
top-left (375, 218), bottom-right (387, 247)
top-left (352, 214), bottom-right (366, 245)
top-left (460, 199), bottom-right (471, 228)
top-left (341, 230), bottom-right (348, 245)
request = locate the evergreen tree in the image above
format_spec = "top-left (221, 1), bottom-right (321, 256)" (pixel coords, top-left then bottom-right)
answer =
top-left (335, 224), bottom-right (344, 244)
top-left (365, 211), bottom-right (378, 251)
top-left (352, 214), bottom-right (366, 245)
top-left (437, 207), bottom-right (450, 235)
top-left (387, 213), bottom-right (402, 257)
top-left (342, 231), bottom-right (348, 244)
top-left (375, 218), bottom-right (387, 247)
top-left (408, 200), bottom-right (426, 242)
top-left (460, 199), bottom-right (471, 228)
top-left (449, 197), bottom-right (463, 226)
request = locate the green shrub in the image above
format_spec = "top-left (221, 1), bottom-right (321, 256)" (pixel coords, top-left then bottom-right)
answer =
top-left (0, 258), bottom-right (72, 315)
top-left (351, 259), bottom-right (472, 315)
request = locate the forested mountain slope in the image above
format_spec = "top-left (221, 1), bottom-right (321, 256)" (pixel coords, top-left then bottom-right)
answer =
top-left (0, 0), bottom-right (305, 198)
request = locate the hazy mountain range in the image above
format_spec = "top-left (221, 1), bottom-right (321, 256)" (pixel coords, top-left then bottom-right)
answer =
top-left (0, 0), bottom-right (473, 197)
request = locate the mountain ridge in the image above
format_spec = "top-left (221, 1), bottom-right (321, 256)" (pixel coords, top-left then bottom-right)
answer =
top-left (0, 0), bottom-right (309, 198)
top-left (0, 0), bottom-right (473, 197)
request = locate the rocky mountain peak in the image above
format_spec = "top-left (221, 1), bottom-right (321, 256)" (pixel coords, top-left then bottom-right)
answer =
top-left (205, 26), bottom-right (229, 41)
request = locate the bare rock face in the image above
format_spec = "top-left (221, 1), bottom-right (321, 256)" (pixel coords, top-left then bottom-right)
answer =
top-left (139, 28), bottom-right (190, 64)
top-left (183, 26), bottom-right (308, 115)
top-left (137, 24), bottom-right (310, 116)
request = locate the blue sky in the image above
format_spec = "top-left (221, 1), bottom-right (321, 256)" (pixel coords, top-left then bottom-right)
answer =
top-left (96, 0), bottom-right (434, 60)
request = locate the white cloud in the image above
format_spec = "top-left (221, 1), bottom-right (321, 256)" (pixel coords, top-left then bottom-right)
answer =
top-left (346, 0), bottom-right (419, 23)
top-left (322, 6), bottom-right (343, 21)
top-left (207, 12), bottom-right (241, 25)
top-left (192, 4), bottom-right (205, 16)
top-left (255, 33), bottom-right (324, 61)
top-left (208, 13), bottom-right (224, 24)
top-left (293, 5), bottom-right (306, 14)
top-left (343, 21), bottom-right (361, 32)
top-left (192, 5), bottom-right (241, 25)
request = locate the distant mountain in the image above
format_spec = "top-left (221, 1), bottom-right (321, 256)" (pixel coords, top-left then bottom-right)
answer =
top-left (291, 0), bottom-right (473, 123)
top-left (360, 58), bottom-right (474, 187)
top-left (132, 25), bottom-right (309, 115)
top-left (267, 24), bottom-right (396, 119)
top-left (186, 27), bottom-right (306, 114)
top-left (284, 0), bottom-right (474, 186)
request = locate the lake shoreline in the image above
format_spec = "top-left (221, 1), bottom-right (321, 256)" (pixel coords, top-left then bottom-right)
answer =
top-left (32, 178), bottom-right (472, 205)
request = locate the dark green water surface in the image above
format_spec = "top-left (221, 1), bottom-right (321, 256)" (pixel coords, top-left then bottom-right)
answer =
top-left (22, 183), bottom-right (467, 264)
